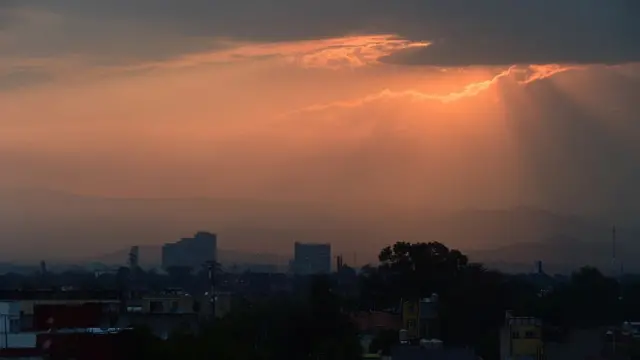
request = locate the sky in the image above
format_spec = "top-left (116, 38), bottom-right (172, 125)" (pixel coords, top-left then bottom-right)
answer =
top-left (2, 0), bottom-right (640, 224)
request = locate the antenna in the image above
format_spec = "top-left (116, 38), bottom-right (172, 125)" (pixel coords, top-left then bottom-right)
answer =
top-left (206, 261), bottom-right (217, 319)
top-left (612, 226), bottom-right (617, 278)
top-left (612, 226), bottom-right (616, 262)
top-left (612, 226), bottom-right (625, 303)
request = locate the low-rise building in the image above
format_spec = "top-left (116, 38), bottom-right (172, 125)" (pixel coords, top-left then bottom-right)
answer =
top-left (0, 290), bottom-right (120, 331)
top-left (138, 290), bottom-right (231, 318)
top-left (352, 311), bottom-right (403, 334)
top-left (499, 312), bottom-right (543, 360)
top-left (0, 300), bottom-right (129, 359)
top-left (0, 301), bottom-right (36, 350)
top-left (114, 290), bottom-right (233, 339)
top-left (391, 344), bottom-right (477, 360)
top-left (401, 295), bottom-right (439, 340)
top-left (544, 327), bottom-right (607, 360)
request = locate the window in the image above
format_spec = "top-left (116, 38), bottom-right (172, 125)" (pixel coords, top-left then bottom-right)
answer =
top-left (170, 301), bottom-right (179, 313)
top-left (511, 331), bottom-right (520, 339)
top-left (525, 331), bottom-right (536, 338)
top-left (9, 319), bottom-right (20, 333)
top-left (150, 301), bottom-right (164, 313)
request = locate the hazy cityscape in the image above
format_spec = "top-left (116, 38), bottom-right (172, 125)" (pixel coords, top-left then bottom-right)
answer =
top-left (2, 0), bottom-right (640, 359)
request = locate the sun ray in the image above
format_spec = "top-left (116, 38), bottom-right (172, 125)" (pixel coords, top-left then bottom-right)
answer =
top-left (283, 65), bottom-right (581, 117)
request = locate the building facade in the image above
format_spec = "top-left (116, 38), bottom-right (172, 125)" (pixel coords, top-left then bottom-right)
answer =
top-left (401, 295), bottom-right (439, 341)
top-left (500, 313), bottom-right (544, 360)
top-left (291, 242), bottom-right (331, 275)
top-left (161, 232), bottom-right (217, 270)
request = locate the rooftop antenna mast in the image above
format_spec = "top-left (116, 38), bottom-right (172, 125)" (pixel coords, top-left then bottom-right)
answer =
top-left (611, 225), bottom-right (622, 277)
top-left (128, 246), bottom-right (139, 269)
top-left (612, 225), bottom-right (626, 309)
top-left (207, 261), bottom-right (217, 320)
top-left (127, 246), bottom-right (139, 299)
top-left (617, 227), bottom-right (624, 278)
top-left (612, 225), bottom-right (616, 260)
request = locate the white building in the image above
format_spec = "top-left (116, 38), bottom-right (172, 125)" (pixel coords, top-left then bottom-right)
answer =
top-left (162, 232), bottom-right (217, 270)
top-left (0, 301), bottom-right (37, 349)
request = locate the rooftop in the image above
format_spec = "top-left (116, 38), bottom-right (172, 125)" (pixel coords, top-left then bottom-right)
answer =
top-left (0, 289), bottom-right (120, 301)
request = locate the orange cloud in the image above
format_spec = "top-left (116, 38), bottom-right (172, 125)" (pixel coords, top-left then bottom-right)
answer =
top-left (0, 34), bottom-right (428, 88)
top-left (114, 35), bottom-right (428, 74)
top-left (285, 64), bottom-right (580, 115)
top-left (516, 64), bottom-right (584, 84)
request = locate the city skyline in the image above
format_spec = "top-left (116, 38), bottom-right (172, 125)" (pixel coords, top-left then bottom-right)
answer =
top-left (1, 2), bottom-right (640, 359)
top-left (2, 188), bottom-right (640, 274)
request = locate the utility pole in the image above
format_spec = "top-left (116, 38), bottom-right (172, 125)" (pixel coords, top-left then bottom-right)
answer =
top-left (612, 226), bottom-right (618, 278)
top-left (207, 261), bottom-right (216, 320)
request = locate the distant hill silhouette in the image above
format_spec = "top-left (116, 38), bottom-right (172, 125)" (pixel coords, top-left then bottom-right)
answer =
top-left (1, 188), bottom-right (638, 273)
top-left (470, 231), bottom-right (640, 274)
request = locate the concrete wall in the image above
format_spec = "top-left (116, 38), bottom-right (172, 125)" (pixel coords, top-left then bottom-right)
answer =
top-left (16, 300), bottom-right (119, 316)
top-left (500, 318), bottom-right (543, 360)
top-left (401, 300), bottom-right (420, 339)
top-left (115, 313), bottom-right (201, 340)
top-left (0, 302), bottom-right (20, 317)
top-left (0, 301), bottom-right (22, 334)
top-left (142, 296), bottom-right (195, 314)
top-left (512, 324), bottom-right (542, 357)
top-left (141, 294), bottom-right (230, 318)
top-left (545, 328), bottom-right (604, 360)
top-left (0, 333), bottom-right (37, 349)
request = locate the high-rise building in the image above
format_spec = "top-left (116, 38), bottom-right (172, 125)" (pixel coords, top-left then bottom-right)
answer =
top-left (291, 242), bottom-right (331, 275)
top-left (162, 232), bottom-right (217, 270)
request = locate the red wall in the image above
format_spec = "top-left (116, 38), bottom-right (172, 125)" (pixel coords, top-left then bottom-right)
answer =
top-left (33, 303), bottom-right (104, 330)
top-left (37, 333), bottom-right (116, 360)
top-left (0, 348), bottom-right (42, 358)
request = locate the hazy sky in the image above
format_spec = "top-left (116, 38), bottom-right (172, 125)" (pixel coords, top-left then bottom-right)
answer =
top-left (2, 0), bottom-right (640, 220)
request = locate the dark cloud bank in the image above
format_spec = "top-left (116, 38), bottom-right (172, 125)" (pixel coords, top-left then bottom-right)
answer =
top-left (5, 0), bottom-right (640, 65)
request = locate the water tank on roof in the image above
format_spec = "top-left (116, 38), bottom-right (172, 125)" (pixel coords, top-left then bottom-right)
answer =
top-left (419, 298), bottom-right (438, 320)
top-left (430, 293), bottom-right (439, 303)
top-left (419, 339), bottom-right (444, 349)
top-left (399, 329), bottom-right (409, 343)
top-left (505, 310), bottom-right (513, 321)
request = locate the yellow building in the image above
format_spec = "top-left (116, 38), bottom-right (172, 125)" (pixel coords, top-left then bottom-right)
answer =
top-left (500, 314), bottom-right (544, 360)
top-left (401, 300), bottom-right (420, 339)
top-left (401, 296), bottom-right (439, 341)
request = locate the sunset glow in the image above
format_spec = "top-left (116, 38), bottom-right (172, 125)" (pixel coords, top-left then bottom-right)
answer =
top-left (0, 32), bottom-right (634, 204)
top-left (1, 1), bottom-right (640, 259)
